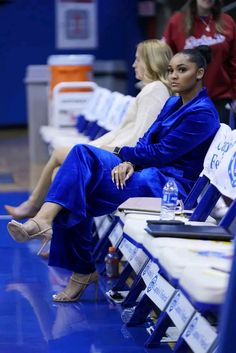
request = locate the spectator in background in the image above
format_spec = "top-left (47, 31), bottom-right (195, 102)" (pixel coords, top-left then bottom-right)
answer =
top-left (4, 39), bottom-right (172, 220)
top-left (163, 0), bottom-right (236, 124)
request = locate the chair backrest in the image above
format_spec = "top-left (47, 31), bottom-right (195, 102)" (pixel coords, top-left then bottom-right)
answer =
top-left (184, 124), bottom-right (232, 210)
top-left (84, 87), bottom-right (112, 122)
top-left (211, 130), bottom-right (236, 200)
top-left (93, 90), bottom-right (119, 123)
top-left (104, 95), bottom-right (135, 131)
top-left (81, 91), bottom-right (121, 140)
top-left (201, 123), bottom-right (232, 180)
top-left (189, 129), bottom-right (236, 222)
top-left (51, 81), bottom-right (98, 127)
top-left (96, 92), bottom-right (125, 129)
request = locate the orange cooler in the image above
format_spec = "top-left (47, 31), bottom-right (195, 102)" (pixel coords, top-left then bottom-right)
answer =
top-left (47, 54), bottom-right (94, 93)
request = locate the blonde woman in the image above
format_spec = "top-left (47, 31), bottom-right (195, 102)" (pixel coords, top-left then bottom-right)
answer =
top-left (5, 39), bottom-right (172, 219)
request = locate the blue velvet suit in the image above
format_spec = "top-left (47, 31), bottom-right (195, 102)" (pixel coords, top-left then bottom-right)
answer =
top-left (47, 88), bottom-right (220, 274)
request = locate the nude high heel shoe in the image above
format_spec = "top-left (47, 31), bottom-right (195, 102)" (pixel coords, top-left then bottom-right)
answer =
top-left (7, 219), bottom-right (52, 255)
top-left (52, 271), bottom-right (99, 303)
top-left (4, 201), bottom-right (40, 220)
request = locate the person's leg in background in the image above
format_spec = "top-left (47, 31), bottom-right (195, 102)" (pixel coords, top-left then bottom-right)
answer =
top-left (4, 146), bottom-right (71, 219)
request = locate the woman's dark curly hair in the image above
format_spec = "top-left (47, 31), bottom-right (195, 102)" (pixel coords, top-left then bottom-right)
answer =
top-left (181, 0), bottom-right (224, 36)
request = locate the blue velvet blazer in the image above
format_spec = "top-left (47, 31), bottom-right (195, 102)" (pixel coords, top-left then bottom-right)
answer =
top-left (119, 87), bottom-right (220, 185)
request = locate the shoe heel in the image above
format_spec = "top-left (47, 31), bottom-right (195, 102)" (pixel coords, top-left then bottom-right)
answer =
top-left (37, 238), bottom-right (50, 256)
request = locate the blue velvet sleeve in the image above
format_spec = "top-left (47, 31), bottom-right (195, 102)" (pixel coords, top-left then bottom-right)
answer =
top-left (119, 109), bottom-right (219, 168)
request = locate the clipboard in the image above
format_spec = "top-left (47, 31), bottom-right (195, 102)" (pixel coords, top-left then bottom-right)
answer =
top-left (145, 223), bottom-right (232, 241)
top-left (118, 197), bottom-right (161, 214)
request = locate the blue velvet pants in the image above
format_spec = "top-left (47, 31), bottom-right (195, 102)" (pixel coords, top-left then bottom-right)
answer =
top-left (46, 144), bottom-right (188, 273)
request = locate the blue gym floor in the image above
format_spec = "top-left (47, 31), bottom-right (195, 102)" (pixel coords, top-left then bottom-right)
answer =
top-left (0, 192), bottom-right (172, 353)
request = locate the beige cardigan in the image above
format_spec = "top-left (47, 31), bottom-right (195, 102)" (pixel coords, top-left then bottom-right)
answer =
top-left (90, 80), bottom-right (170, 149)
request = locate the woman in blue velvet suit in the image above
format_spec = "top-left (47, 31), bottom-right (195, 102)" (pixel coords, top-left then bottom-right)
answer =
top-left (8, 45), bottom-right (220, 302)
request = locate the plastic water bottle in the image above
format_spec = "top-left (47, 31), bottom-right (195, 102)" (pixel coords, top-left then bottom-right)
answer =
top-left (160, 178), bottom-right (178, 220)
top-left (105, 246), bottom-right (120, 278)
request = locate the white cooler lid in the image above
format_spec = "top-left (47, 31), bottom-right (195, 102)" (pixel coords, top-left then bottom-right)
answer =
top-left (47, 54), bottom-right (94, 66)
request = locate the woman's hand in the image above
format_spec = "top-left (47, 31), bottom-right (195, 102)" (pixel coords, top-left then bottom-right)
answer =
top-left (111, 162), bottom-right (135, 189)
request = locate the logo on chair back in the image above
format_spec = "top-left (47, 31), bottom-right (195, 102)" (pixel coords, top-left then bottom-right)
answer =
top-left (142, 260), bottom-right (151, 276)
top-left (147, 275), bottom-right (158, 292)
top-left (185, 316), bottom-right (199, 337)
top-left (168, 291), bottom-right (181, 312)
top-left (228, 151), bottom-right (236, 187)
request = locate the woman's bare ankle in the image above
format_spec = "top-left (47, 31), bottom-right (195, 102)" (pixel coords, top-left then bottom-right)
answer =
top-left (34, 202), bottom-right (62, 225)
top-left (33, 216), bottom-right (52, 228)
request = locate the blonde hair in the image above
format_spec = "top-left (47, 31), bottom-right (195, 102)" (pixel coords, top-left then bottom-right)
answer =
top-left (137, 39), bottom-right (173, 91)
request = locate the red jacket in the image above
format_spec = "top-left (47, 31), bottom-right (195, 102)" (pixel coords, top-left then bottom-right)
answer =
top-left (163, 12), bottom-right (236, 100)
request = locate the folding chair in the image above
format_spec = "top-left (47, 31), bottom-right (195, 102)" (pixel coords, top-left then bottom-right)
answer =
top-left (91, 93), bottom-right (134, 140)
top-left (184, 123), bottom-right (232, 211)
top-left (189, 127), bottom-right (236, 221)
top-left (79, 89), bottom-right (118, 141)
top-left (40, 81), bottom-right (98, 145)
top-left (50, 81), bottom-right (97, 127)
top-left (76, 87), bottom-right (112, 133)
top-left (48, 87), bottom-right (115, 150)
top-left (99, 94), bottom-right (134, 133)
